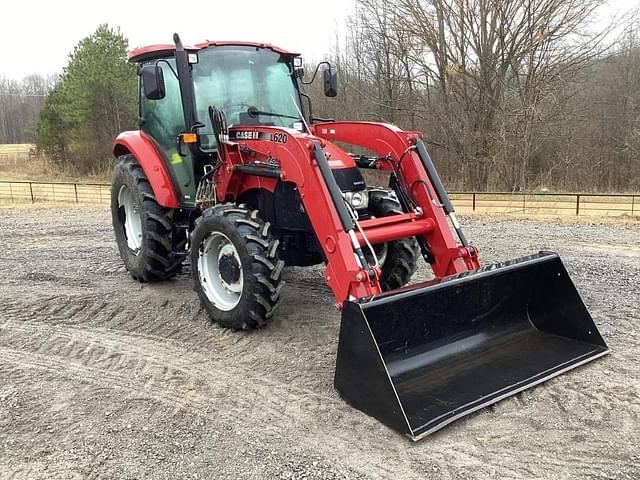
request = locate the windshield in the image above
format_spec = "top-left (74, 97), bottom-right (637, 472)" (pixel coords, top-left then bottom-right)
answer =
top-left (192, 46), bottom-right (303, 148)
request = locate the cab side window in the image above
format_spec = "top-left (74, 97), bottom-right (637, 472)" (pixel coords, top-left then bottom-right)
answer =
top-left (140, 59), bottom-right (196, 205)
top-left (140, 59), bottom-right (184, 158)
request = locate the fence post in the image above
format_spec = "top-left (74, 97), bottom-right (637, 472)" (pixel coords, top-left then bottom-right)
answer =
top-left (472, 192), bottom-right (476, 211)
top-left (576, 195), bottom-right (580, 216)
top-left (523, 194), bottom-right (526, 213)
top-left (29, 182), bottom-right (34, 203)
top-left (9, 183), bottom-right (13, 203)
top-left (74, 183), bottom-right (79, 204)
top-left (632, 196), bottom-right (636, 217)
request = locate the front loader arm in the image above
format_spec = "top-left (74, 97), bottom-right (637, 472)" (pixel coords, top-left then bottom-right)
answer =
top-left (311, 121), bottom-right (479, 277)
top-left (225, 126), bottom-right (383, 305)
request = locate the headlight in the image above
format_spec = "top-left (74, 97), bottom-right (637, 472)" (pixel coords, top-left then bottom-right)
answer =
top-left (344, 190), bottom-right (369, 210)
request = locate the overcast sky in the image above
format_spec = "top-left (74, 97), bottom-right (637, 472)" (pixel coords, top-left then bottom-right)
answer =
top-left (1, 0), bottom-right (637, 80)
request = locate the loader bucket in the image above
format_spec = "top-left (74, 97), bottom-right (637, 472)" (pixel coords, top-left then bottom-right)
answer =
top-left (334, 252), bottom-right (608, 440)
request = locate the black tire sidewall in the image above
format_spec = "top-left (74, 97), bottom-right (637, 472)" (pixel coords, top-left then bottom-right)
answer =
top-left (190, 212), bottom-right (262, 329)
top-left (111, 159), bottom-right (151, 278)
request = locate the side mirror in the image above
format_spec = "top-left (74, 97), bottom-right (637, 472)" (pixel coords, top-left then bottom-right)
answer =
top-left (323, 68), bottom-right (338, 97)
top-left (141, 65), bottom-right (166, 100)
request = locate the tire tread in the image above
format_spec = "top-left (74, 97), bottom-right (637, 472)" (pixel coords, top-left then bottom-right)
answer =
top-left (191, 203), bottom-right (284, 330)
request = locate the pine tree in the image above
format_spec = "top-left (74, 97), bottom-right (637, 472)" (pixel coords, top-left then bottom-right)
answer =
top-left (37, 24), bottom-right (137, 173)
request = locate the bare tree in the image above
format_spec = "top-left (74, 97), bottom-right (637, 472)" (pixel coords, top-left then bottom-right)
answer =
top-left (391, 0), bottom-right (611, 189)
top-left (0, 74), bottom-right (54, 144)
top-left (311, 0), bottom-right (639, 192)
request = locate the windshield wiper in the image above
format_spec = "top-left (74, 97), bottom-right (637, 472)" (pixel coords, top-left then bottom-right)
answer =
top-left (247, 106), bottom-right (299, 121)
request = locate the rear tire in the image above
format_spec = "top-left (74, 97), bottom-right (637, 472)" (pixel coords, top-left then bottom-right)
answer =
top-left (191, 203), bottom-right (284, 330)
top-left (367, 189), bottom-right (420, 291)
top-left (111, 155), bottom-right (185, 282)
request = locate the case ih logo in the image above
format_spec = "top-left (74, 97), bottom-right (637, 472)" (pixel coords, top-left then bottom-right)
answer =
top-left (232, 131), bottom-right (288, 144)
top-left (233, 131), bottom-right (260, 140)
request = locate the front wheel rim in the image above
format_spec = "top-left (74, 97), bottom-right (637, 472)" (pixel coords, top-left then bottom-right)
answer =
top-left (198, 232), bottom-right (244, 311)
top-left (118, 185), bottom-right (143, 253)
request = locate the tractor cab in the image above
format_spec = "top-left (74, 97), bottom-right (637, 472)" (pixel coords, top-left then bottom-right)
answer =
top-left (130, 41), bottom-right (302, 204)
top-left (129, 38), bottom-right (337, 206)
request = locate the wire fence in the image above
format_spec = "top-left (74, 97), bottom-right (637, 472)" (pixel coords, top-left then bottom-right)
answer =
top-left (449, 192), bottom-right (639, 217)
top-left (0, 144), bottom-right (36, 165)
top-left (0, 180), bottom-right (638, 217)
top-left (0, 181), bottom-right (111, 205)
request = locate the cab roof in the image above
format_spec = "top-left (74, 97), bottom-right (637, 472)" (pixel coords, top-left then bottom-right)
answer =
top-left (128, 41), bottom-right (299, 63)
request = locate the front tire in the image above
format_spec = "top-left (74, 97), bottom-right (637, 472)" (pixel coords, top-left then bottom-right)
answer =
top-left (111, 155), bottom-right (185, 282)
top-left (367, 189), bottom-right (420, 291)
top-left (191, 203), bottom-right (284, 330)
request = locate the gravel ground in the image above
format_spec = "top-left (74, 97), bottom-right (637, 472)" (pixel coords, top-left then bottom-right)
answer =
top-left (0, 207), bottom-right (638, 479)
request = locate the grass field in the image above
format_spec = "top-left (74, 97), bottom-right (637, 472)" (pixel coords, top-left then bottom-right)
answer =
top-left (0, 144), bottom-right (109, 184)
top-left (0, 143), bottom-right (33, 157)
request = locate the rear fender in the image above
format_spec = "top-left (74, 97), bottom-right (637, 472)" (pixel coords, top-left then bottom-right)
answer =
top-left (113, 131), bottom-right (180, 208)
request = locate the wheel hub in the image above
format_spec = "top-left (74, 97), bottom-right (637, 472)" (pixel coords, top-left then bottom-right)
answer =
top-left (198, 232), bottom-right (244, 311)
top-left (219, 253), bottom-right (241, 284)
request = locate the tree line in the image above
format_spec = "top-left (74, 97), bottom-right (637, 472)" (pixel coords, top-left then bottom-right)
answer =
top-left (0, 74), bottom-right (55, 145)
top-left (2, 3), bottom-right (640, 191)
top-left (310, 0), bottom-right (640, 192)
top-left (1, 25), bottom-right (136, 175)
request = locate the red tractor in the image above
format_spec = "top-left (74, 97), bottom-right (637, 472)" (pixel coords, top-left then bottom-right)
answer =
top-left (112, 34), bottom-right (608, 440)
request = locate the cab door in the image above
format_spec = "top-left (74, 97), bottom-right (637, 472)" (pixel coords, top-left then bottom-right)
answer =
top-left (140, 58), bottom-right (197, 207)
